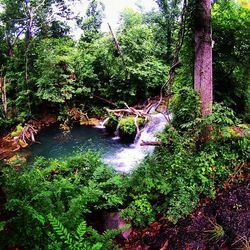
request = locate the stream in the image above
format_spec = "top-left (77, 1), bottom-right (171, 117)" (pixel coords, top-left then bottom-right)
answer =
top-left (24, 112), bottom-right (171, 173)
top-left (23, 124), bottom-right (130, 166)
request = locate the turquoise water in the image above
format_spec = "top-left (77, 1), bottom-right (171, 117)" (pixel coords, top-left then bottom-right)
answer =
top-left (24, 125), bottom-right (130, 162)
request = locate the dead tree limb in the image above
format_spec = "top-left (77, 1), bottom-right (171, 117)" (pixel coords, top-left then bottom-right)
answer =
top-left (108, 23), bottom-right (122, 55)
top-left (93, 94), bottom-right (117, 107)
top-left (108, 22), bottom-right (129, 77)
top-left (106, 108), bottom-right (148, 118)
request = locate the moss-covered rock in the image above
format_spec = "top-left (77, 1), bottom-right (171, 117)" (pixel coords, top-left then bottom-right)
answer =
top-left (105, 113), bottom-right (119, 134)
top-left (118, 116), bottom-right (144, 141)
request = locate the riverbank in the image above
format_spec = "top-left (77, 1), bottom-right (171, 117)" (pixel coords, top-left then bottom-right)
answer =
top-left (0, 114), bottom-right (57, 160)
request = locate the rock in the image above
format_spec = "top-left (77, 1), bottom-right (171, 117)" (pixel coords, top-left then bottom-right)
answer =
top-left (80, 118), bottom-right (100, 126)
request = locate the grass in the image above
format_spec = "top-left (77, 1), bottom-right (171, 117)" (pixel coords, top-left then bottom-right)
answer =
top-left (204, 219), bottom-right (225, 242)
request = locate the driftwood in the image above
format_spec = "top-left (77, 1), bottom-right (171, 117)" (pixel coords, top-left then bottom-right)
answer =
top-left (106, 101), bottom-right (157, 117)
top-left (106, 108), bottom-right (148, 118)
top-left (107, 103), bottom-right (150, 135)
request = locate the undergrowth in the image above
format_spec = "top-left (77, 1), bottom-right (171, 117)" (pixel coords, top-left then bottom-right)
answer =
top-left (0, 95), bottom-right (249, 248)
top-left (0, 151), bottom-right (127, 249)
top-left (122, 101), bottom-right (249, 225)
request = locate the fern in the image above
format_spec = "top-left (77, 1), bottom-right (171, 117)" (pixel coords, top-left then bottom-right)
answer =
top-left (48, 213), bottom-right (73, 245)
top-left (47, 214), bottom-right (103, 250)
top-left (76, 220), bottom-right (87, 242)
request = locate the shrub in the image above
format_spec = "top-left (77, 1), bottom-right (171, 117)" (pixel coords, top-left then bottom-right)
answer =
top-left (105, 113), bottom-right (119, 134)
top-left (0, 151), bottom-right (128, 249)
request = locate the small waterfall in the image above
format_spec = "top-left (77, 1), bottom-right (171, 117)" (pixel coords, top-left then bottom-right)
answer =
top-left (104, 112), bottom-right (172, 173)
top-left (95, 117), bottom-right (109, 129)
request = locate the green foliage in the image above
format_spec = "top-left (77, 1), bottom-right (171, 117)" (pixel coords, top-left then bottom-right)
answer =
top-left (78, 0), bottom-right (105, 42)
top-left (47, 213), bottom-right (103, 250)
top-left (154, 0), bottom-right (182, 62)
top-left (117, 9), bottom-right (168, 102)
top-left (10, 124), bottom-right (23, 137)
top-left (212, 1), bottom-right (250, 121)
top-left (122, 194), bottom-right (156, 226)
top-left (0, 222), bottom-right (5, 232)
top-left (0, 1), bottom-right (249, 246)
top-left (105, 113), bottom-right (119, 134)
top-left (0, 151), bottom-right (127, 248)
top-left (170, 86), bottom-right (201, 129)
top-left (88, 105), bottom-right (105, 118)
top-left (122, 104), bottom-right (250, 225)
top-left (0, 116), bottom-right (15, 134)
top-left (34, 38), bottom-right (85, 104)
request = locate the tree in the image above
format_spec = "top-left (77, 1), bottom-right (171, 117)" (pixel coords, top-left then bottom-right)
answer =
top-left (78, 0), bottom-right (105, 42)
top-left (212, 1), bottom-right (250, 121)
top-left (155, 0), bottom-right (182, 62)
top-left (194, 0), bottom-right (213, 116)
top-left (117, 9), bottom-right (168, 103)
top-left (0, 0), bottom-right (76, 120)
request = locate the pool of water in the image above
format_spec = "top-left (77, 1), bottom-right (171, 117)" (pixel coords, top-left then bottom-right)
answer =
top-left (24, 124), bottom-right (130, 165)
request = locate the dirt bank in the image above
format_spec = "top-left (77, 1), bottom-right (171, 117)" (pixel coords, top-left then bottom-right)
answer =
top-left (122, 181), bottom-right (250, 250)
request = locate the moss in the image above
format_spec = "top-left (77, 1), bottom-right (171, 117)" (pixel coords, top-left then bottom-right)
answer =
top-left (10, 124), bottom-right (23, 137)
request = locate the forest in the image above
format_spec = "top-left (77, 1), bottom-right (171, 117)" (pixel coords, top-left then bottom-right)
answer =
top-left (0, 0), bottom-right (249, 249)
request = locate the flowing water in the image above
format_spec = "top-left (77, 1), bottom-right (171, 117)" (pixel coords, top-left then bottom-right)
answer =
top-left (104, 113), bottom-right (171, 172)
top-left (25, 112), bottom-right (170, 172)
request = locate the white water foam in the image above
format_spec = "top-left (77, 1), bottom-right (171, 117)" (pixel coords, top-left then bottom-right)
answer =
top-left (104, 112), bottom-right (172, 173)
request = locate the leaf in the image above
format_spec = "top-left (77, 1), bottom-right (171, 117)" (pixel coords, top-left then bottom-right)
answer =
top-left (76, 220), bottom-right (87, 239)
top-left (91, 242), bottom-right (103, 250)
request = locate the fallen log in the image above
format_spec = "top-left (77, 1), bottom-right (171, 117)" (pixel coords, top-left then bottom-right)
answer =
top-left (140, 141), bottom-right (162, 146)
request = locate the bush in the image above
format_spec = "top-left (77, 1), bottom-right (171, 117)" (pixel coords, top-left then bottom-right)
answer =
top-left (0, 116), bottom-right (16, 135)
top-left (0, 151), bottom-right (128, 249)
top-left (105, 113), bottom-right (119, 134)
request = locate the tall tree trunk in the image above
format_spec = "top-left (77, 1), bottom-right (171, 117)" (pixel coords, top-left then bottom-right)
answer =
top-left (194, 0), bottom-right (213, 116)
